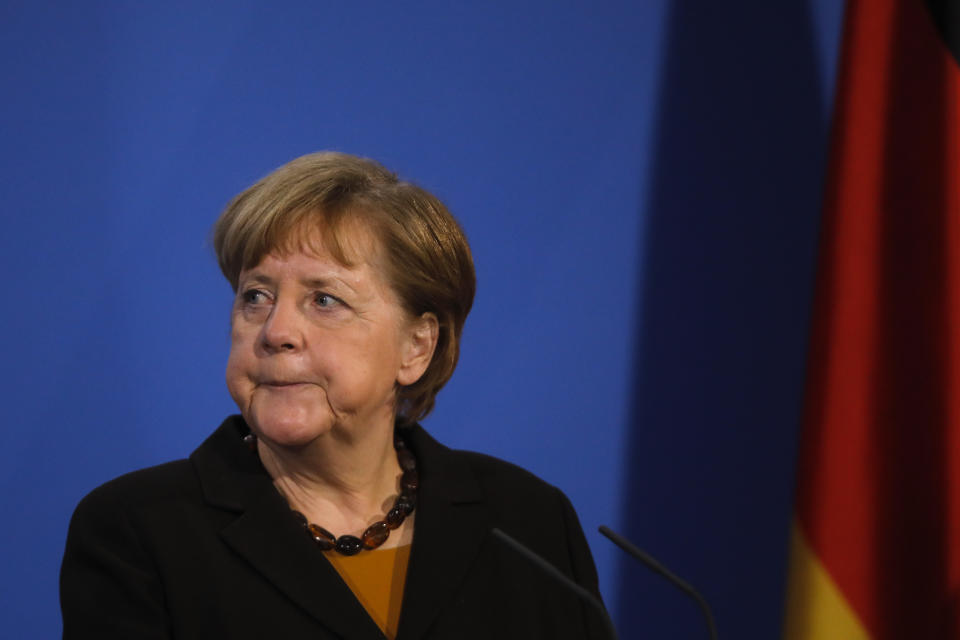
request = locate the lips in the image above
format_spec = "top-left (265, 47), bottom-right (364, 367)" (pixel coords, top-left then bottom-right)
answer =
top-left (259, 380), bottom-right (312, 388)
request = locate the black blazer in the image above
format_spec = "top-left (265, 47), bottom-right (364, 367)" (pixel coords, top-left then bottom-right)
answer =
top-left (61, 416), bottom-right (608, 639)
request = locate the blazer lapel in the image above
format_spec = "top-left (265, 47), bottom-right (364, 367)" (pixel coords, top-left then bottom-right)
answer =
top-left (191, 417), bottom-right (385, 640)
top-left (395, 425), bottom-right (489, 640)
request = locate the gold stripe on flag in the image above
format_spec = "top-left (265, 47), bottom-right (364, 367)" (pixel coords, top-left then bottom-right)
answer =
top-left (783, 522), bottom-right (869, 640)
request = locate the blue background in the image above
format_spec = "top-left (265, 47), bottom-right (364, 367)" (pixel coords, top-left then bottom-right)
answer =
top-left (1, 1), bottom-right (845, 637)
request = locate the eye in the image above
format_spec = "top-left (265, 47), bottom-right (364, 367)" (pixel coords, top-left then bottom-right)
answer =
top-left (314, 292), bottom-right (342, 309)
top-left (240, 288), bottom-right (270, 305)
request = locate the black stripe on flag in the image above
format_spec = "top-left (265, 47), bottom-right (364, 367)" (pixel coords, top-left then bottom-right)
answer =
top-left (925, 0), bottom-right (960, 65)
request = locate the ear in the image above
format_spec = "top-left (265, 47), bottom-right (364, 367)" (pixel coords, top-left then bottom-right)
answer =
top-left (397, 312), bottom-right (439, 386)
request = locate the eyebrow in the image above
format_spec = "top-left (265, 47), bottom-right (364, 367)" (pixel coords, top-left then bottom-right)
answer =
top-left (302, 277), bottom-right (359, 294)
top-left (244, 273), bottom-right (275, 287)
top-left (240, 272), bottom-right (359, 294)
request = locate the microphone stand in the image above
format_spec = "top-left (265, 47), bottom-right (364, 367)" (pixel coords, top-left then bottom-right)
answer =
top-left (491, 528), bottom-right (619, 640)
top-left (599, 525), bottom-right (718, 640)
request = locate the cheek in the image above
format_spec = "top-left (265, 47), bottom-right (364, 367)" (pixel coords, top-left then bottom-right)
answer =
top-left (362, 332), bottom-right (406, 386)
top-left (225, 328), bottom-right (255, 405)
top-left (225, 354), bottom-right (245, 407)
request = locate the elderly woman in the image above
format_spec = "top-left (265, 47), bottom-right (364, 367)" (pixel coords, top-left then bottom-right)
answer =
top-left (60, 152), bottom-right (605, 639)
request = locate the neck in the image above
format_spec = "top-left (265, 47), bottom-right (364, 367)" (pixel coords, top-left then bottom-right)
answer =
top-left (257, 419), bottom-right (404, 539)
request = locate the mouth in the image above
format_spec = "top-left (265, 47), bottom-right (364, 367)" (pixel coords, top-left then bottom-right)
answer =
top-left (259, 381), bottom-right (311, 389)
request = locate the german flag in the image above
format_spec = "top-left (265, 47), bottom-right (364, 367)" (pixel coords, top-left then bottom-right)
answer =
top-left (783, 0), bottom-right (960, 637)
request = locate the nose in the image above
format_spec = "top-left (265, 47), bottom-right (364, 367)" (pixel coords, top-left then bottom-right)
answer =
top-left (260, 297), bottom-right (304, 353)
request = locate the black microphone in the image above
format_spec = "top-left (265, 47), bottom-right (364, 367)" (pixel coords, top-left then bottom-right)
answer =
top-left (490, 528), bottom-right (619, 640)
top-left (599, 525), bottom-right (718, 640)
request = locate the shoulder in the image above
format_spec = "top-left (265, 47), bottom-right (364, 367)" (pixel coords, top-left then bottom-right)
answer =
top-left (451, 448), bottom-right (563, 503)
top-left (448, 448), bottom-right (584, 541)
top-left (87, 459), bottom-right (195, 499)
top-left (70, 415), bottom-right (250, 523)
top-left (61, 449), bottom-right (219, 638)
top-left (69, 459), bottom-right (199, 530)
top-left (407, 423), bottom-right (574, 524)
top-left (406, 423), bottom-right (602, 603)
top-left (408, 422), bottom-right (560, 492)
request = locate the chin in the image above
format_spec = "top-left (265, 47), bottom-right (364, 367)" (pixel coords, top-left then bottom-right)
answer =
top-left (245, 404), bottom-right (332, 449)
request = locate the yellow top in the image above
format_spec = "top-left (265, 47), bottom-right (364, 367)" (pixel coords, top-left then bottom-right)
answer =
top-left (325, 544), bottom-right (412, 639)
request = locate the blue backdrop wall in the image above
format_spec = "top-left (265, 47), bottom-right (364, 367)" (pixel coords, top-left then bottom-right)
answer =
top-left (0, 1), bottom-right (844, 637)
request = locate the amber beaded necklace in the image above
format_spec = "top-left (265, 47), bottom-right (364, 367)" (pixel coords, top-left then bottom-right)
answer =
top-left (243, 430), bottom-right (419, 556)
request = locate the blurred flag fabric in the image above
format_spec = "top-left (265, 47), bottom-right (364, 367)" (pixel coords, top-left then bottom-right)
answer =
top-left (783, 0), bottom-right (960, 638)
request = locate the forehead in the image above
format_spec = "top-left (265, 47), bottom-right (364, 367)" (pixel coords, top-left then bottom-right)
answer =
top-left (240, 218), bottom-right (397, 297)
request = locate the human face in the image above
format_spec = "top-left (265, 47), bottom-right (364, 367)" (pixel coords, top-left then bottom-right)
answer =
top-left (225, 226), bottom-right (432, 448)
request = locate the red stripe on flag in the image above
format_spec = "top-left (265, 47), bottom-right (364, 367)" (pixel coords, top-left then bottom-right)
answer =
top-left (792, 0), bottom-right (960, 636)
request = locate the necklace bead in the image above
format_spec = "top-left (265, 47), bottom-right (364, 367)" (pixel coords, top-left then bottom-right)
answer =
top-left (362, 521), bottom-right (391, 549)
top-left (307, 523), bottom-right (336, 550)
top-left (246, 429), bottom-right (418, 556)
top-left (334, 535), bottom-right (364, 556)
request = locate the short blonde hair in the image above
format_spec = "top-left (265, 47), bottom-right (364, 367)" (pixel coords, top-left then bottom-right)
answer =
top-left (212, 152), bottom-right (476, 422)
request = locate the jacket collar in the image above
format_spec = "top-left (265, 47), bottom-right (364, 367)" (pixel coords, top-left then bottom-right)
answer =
top-left (396, 421), bottom-right (487, 640)
top-left (190, 416), bottom-right (489, 640)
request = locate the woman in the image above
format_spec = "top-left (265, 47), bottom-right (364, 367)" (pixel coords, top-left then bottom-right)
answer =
top-left (61, 152), bottom-right (606, 639)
